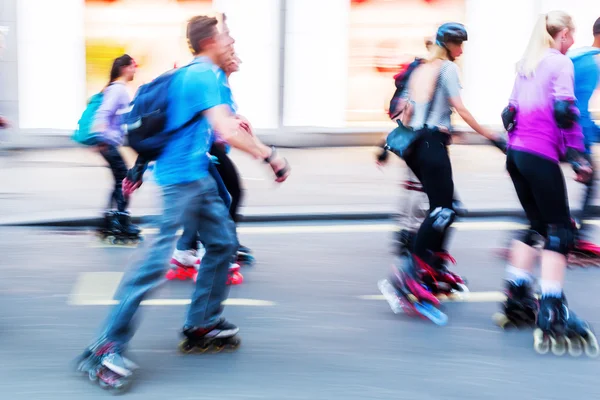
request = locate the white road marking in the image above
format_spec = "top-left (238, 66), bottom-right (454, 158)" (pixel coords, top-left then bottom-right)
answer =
top-left (68, 272), bottom-right (122, 306)
top-left (71, 298), bottom-right (275, 307)
top-left (69, 272), bottom-right (275, 307)
top-left (359, 291), bottom-right (507, 303)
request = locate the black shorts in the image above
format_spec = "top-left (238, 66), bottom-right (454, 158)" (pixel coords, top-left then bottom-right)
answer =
top-left (506, 149), bottom-right (571, 236)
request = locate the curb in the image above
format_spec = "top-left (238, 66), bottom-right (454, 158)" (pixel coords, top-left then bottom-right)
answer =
top-left (0, 209), bottom-right (551, 228)
top-left (4, 207), bottom-right (600, 228)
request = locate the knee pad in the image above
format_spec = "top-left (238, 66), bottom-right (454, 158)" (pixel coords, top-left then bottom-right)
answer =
top-left (516, 229), bottom-right (545, 247)
top-left (544, 224), bottom-right (575, 255)
top-left (554, 100), bottom-right (579, 130)
top-left (429, 207), bottom-right (455, 232)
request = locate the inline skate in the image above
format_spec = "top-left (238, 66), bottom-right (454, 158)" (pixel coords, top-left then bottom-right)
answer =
top-left (378, 250), bottom-right (449, 325)
top-left (75, 342), bottom-right (137, 394)
top-left (178, 318), bottom-right (241, 353)
top-left (493, 280), bottom-right (538, 329)
top-left (167, 250), bottom-right (243, 285)
top-left (533, 294), bottom-right (599, 357)
top-left (569, 219), bottom-right (600, 267)
top-left (236, 244), bottom-right (255, 266)
top-left (166, 249), bottom-right (200, 281)
top-left (97, 210), bottom-right (143, 245)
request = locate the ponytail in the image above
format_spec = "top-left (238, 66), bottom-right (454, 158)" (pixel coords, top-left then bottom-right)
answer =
top-left (517, 11), bottom-right (574, 78)
top-left (106, 54), bottom-right (134, 88)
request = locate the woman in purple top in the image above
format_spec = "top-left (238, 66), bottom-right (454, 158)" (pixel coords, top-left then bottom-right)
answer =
top-left (94, 54), bottom-right (141, 241)
top-left (498, 11), bottom-right (598, 356)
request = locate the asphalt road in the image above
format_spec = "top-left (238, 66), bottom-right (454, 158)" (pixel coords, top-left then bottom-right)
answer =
top-left (2, 220), bottom-right (600, 399)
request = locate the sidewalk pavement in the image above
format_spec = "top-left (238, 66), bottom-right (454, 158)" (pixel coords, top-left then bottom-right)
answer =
top-left (0, 145), bottom-right (599, 227)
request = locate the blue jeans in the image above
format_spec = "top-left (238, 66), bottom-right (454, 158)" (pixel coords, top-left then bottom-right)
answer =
top-left (176, 162), bottom-right (232, 252)
top-left (97, 174), bottom-right (238, 346)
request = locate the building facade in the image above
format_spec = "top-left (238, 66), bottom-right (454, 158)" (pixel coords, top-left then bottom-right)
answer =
top-left (1, 0), bottom-right (599, 143)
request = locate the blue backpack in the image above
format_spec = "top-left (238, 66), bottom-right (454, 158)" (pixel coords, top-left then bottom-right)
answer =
top-left (123, 64), bottom-right (202, 161)
top-left (72, 91), bottom-right (106, 146)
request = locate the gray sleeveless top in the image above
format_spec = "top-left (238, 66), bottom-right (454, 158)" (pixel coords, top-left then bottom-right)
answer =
top-left (402, 60), bottom-right (462, 131)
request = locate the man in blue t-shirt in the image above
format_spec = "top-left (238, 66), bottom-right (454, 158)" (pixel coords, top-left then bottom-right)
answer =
top-left (569, 17), bottom-right (600, 239)
top-left (76, 15), bottom-right (290, 381)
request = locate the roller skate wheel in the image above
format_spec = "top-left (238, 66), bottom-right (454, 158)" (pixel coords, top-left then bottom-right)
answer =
top-left (492, 312), bottom-right (512, 329)
top-left (108, 375), bottom-right (133, 394)
top-left (583, 329), bottom-right (600, 358)
top-left (98, 378), bottom-right (109, 389)
top-left (457, 283), bottom-right (469, 293)
top-left (533, 328), bottom-right (550, 355)
top-left (225, 336), bottom-right (241, 351)
top-left (178, 339), bottom-right (195, 354)
top-left (377, 279), bottom-right (403, 314)
top-left (565, 336), bottom-right (583, 357)
top-left (87, 368), bottom-right (98, 381)
top-left (550, 336), bottom-right (567, 356)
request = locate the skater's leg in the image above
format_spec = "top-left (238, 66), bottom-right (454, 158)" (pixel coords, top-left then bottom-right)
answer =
top-left (512, 150), bottom-right (573, 289)
top-left (405, 130), bottom-right (455, 258)
top-left (175, 163), bottom-right (229, 254)
top-left (505, 150), bottom-right (544, 279)
top-left (578, 154), bottom-right (595, 238)
top-left (211, 144), bottom-right (242, 223)
top-left (97, 181), bottom-right (199, 346)
top-left (100, 145), bottom-right (129, 213)
top-left (185, 175), bottom-right (238, 329)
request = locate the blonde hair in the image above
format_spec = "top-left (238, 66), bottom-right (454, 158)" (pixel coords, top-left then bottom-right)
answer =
top-left (424, 44), bottom-right (450, 63)
top-left (517, 11), bottom-right (574, 77)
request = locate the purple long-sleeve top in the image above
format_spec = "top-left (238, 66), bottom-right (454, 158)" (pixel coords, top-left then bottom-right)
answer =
top-left (508, 48), bottom-right (585, 163)
top-left (93, 82), bottom-right (131, 146)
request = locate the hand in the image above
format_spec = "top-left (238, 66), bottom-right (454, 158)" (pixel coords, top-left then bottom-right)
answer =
top-left (0, 116), bottom-right (9, 128)
top-left (264, 147), bottom-right (290, 183)
top-left (489, 135), bottom-right (507, 154)
top-left (270, 155), bottom-right (290, 183)
top-left (94, 143), bottom-right (109, 153)
top-left (566, 148), bottom-right (593, 184)
top-left (376, 147), bottom-right (389, 168)
top-left (575, 166), bottom-right (593, 184)
top-left (122, 177), bottom-right (142, 198)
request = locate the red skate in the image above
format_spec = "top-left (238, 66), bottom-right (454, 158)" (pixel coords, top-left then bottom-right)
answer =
top-left (569, 239), bottom-right (600, 268)
top-left (416, 251), bottom-right (468, 296)
top-left (227, 263), bottom-right (244, 285)
top-left (166, 258), bottom-right (200, 281)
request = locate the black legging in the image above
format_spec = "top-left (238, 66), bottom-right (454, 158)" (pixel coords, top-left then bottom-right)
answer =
top-left (210, 143), bottom-right (243, 223)
top-left (404, 128), bottom-right (454, 260)
top-left (578, 154), bottom-right (596, 236)
top-left (507, 149), bottom-right (571, 240)
top-left (100, 145), bottom-right (129, 212)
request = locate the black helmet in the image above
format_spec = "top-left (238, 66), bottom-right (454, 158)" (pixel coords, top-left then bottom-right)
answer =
top-left (435, 22), bottom-right (468, 47)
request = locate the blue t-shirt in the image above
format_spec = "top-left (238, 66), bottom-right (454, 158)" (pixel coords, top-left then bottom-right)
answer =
top-left (153, 57), bottom-right (224, 186)
top-left (569, 47), bottom-right (600, 151)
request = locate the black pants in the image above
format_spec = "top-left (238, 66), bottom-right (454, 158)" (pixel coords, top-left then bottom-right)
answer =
top-left (210, 143), bottom-right (243, 224)
top-left (578, 154), bottom-right (596, 235)
top-left (506, 150), bottom-right (571, 238)
top-left (404, 129), bottom-right (454, 259)
top-left (100, 145), bottom-right (128, 212)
